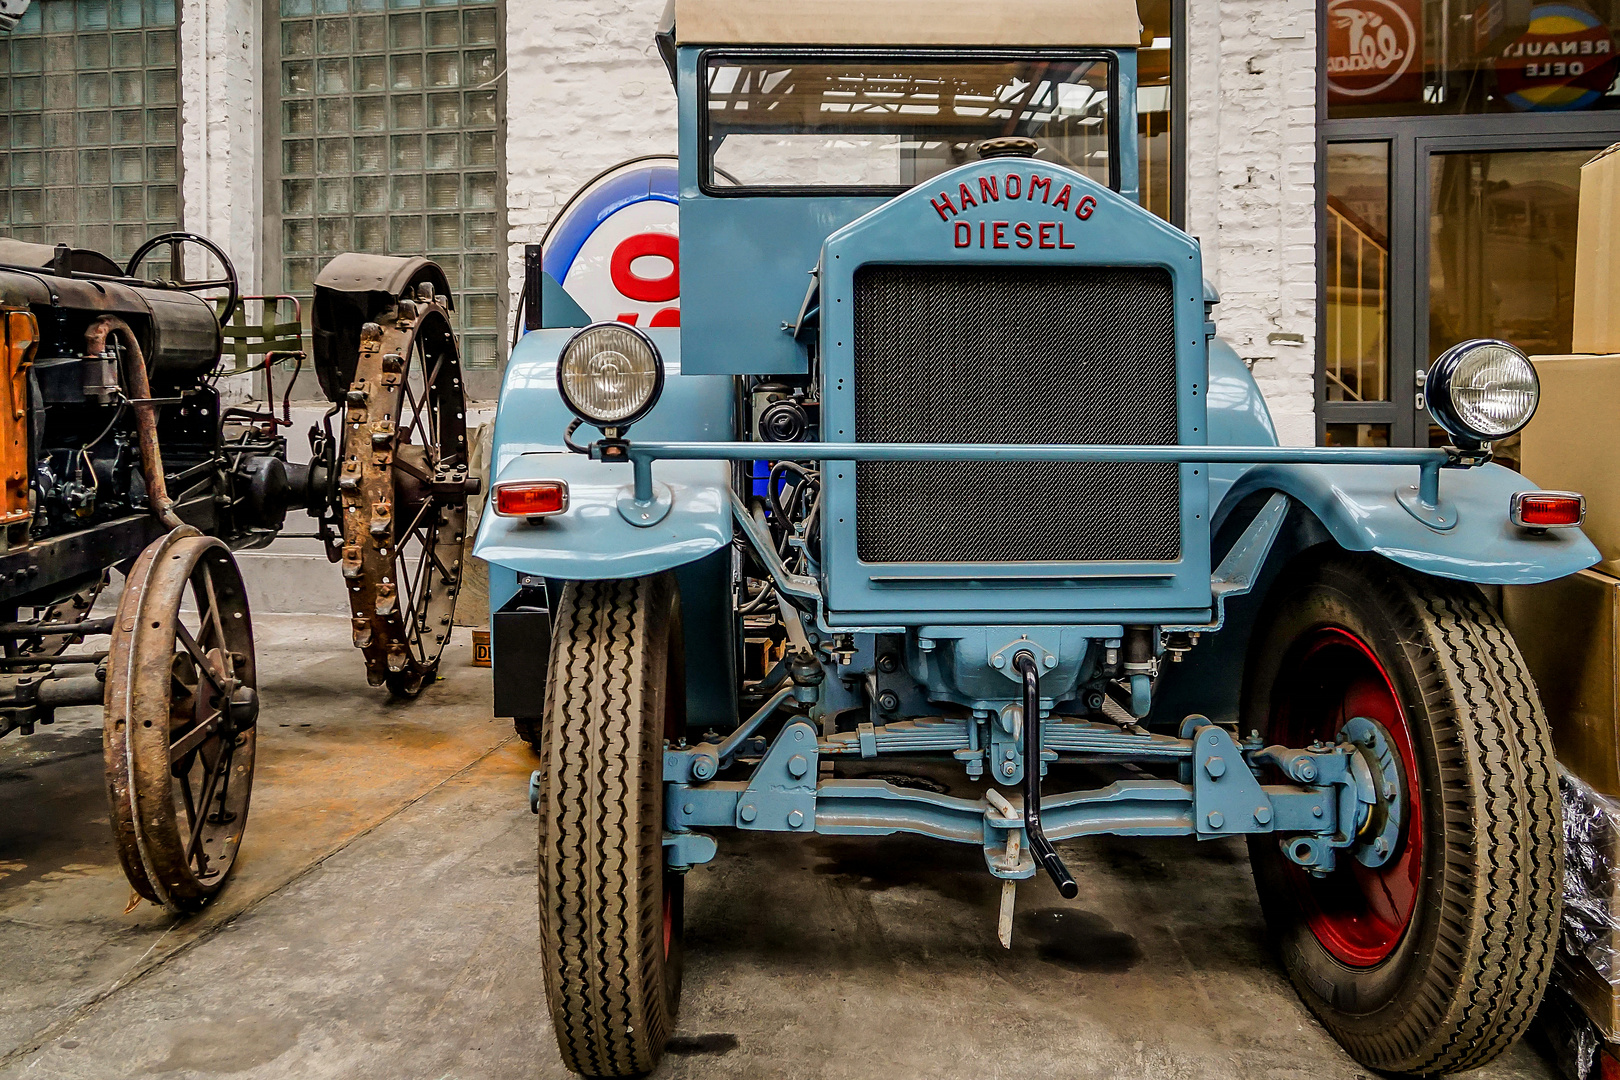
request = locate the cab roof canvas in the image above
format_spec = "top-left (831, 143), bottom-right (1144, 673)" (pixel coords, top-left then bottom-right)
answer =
top-left (670, 0), bottom-right (1144, 47)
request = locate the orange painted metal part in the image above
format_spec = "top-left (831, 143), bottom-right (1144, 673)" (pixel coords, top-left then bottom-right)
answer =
top-left (0, 308), bottom-right (36, 528)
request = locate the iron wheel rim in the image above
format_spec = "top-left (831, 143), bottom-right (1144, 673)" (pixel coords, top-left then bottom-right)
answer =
top-left (106, 531), bottom-right (257, 908)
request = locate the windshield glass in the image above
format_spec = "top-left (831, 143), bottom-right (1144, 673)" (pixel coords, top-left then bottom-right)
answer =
top-left (703, 56), bottom-right (1114, 193)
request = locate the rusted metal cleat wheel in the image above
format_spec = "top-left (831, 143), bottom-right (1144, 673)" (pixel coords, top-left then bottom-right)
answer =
top-left (337, 290), bottom-right (471, 699)
top-left (104, 526), bottom-right (258, 912)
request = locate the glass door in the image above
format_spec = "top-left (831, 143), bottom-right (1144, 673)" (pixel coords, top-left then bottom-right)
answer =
top-left (1319, 117), bottom-right (1619, 448)
top-left (1318, 0), bottom-right (1620, 449)
top-left (1322, 140), bottom-right (1399, 447)
top-left (1420, 142), bottom-right (1594, 468)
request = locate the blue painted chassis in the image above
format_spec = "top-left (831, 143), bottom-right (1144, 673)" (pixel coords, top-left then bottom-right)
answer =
top-left (482, 41), bottom-right (1601, 883)
top-left (490, 390), bottom-right (1598, 878)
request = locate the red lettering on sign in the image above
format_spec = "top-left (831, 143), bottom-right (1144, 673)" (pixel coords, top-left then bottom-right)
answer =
top-left (1027, 175), bottom-right (1052, 203)
top-left (621, 309), bottom-right (679, 325)
top-left (1052, 184), bottom-right (1072, 211)
top-left (957, 182), bottom-right (979, 209)
top-left (931, 193), bottom-right (958, 220)
top-left (1005, 174), bottom-right (1022, 199)
top-left (946, 219), bottom-right (1087, 249)
top-left (979, 176), bottom-right (1000, 203)
top-left (1077, 195), bottom-right (1096, 220)
top-left (609, 232), bottom-right (680, 303)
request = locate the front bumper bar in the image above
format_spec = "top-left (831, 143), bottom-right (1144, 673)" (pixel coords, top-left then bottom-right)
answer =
top-left (613, 439), bottom-right (1455, 516)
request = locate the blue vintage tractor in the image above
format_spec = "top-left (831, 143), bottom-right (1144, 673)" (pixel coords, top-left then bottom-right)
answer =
top-left (477, 2), bottom-right (1598, 1074)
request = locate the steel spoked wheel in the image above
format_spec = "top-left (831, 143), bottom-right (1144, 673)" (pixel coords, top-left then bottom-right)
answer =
top-left (105, 527), bottom-right (258, 911)
top-left (537, 574), bottom-right (685, 1078)
top-left (338, 290), bottom-right (472, 698)
top-left (1244, 552), bottom-right (1559, 1077)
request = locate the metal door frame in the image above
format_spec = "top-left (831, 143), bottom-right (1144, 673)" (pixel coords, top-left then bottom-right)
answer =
top-left (1318, 112), bottom-right (1620, 447)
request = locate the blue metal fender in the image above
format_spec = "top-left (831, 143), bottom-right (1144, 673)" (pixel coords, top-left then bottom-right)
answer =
top-left (1217, 461), bottom-right (1600, 586)
top-left (1206, 337), bottom-right (1278, 452)
top-left (1200, 332), bottom-right (1596, 586)
top-left (474, 327), bottom-right (737, 588)
top-left (477, 453), bottom-right (733, 580)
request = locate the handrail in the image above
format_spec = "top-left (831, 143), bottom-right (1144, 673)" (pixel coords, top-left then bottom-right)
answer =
top-left (1324, 197), bottom-right (1390, 405)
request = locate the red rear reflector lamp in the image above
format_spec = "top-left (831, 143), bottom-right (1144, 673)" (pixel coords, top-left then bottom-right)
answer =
top-left (1510, 491), bottom-right (1584, 529)
top-left (494, 480), bottom-right (569, 518)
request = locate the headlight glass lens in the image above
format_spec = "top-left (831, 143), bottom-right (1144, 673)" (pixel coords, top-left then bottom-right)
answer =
top-left (1435, 341), bottom-right (1539, 439)
top-left (557, 324), bottom-right (662, 425)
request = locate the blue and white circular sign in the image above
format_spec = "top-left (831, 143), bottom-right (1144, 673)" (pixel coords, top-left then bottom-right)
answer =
top-left (542, 157), bottom-right (679, 327)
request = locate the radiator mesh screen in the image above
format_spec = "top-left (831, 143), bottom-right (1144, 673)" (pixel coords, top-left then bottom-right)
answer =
top-left (853, 264), bottom-right (1181, 564)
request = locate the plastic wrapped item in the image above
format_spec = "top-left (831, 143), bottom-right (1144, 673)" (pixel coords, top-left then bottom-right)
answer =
top-left (1560, 770), bottom-right (1620, 1043)
top-left (1533, 983), bottom-right (1602, 1080)
top-left (1563, 771), bottom-right (1620, 982)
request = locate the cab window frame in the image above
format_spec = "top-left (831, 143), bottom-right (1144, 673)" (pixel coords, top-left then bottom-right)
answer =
top-left (697, 47), bottom-right (1123, 198)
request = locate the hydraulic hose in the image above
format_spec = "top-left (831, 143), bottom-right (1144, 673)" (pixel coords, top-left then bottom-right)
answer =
top-left (85, 316), bottom-right (181, 529)
top-left (1014, 650), bottom-right (1078, 899)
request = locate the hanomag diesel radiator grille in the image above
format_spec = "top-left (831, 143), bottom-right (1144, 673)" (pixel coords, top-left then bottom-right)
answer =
top-left (853, 265), bottom-right (1181, 564)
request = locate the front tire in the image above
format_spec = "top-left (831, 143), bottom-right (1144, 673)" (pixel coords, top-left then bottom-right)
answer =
top-left (536, 576), bottom-right (684, 1078)
top-left (1244, 552), bottom-right (1559, 1076)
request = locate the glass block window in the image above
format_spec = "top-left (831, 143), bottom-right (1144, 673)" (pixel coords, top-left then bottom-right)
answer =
top-left (0, 0), bottom-right (181, 261)
top-left (273, 0), bottom-right (505, 368)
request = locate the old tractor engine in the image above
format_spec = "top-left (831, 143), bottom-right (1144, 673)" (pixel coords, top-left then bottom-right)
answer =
top-left (0, 233), bottom-right (477, 911)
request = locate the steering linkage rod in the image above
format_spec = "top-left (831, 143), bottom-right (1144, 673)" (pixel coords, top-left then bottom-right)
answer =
top-left (1013, 650), bottom-right (1078, 899)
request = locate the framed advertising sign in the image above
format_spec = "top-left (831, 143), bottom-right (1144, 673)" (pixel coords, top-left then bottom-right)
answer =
top-left (1327, 0), bottom-right (1425, 106)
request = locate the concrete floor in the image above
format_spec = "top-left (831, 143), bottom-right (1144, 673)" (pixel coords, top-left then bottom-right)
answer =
top-left (0, 616), bottom-right (1563, 1080)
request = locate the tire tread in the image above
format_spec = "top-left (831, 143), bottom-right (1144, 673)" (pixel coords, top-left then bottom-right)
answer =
top-left (1252, 555), bottom-right (1560, 1077)
top-left (538, 577), bottom-right (676, 1077)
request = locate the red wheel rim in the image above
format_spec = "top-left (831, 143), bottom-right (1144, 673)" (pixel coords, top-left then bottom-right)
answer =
top-left (662, 630), bottom-right (680, 964)
top-left (1272, 627), bottom-right (1423, 968)
top-left (662, 885), bottom-right (674, 959)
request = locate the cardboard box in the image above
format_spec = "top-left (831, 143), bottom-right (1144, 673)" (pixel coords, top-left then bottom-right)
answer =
top-left (1561, 954), bottom-right (1620, 1042)
top-left (1506, 570), bottom-right (1620, 797)
top-left (1574, 144), bottom-right (1620, 355)
top-left (1522, 354), bottom-right (1620, 579)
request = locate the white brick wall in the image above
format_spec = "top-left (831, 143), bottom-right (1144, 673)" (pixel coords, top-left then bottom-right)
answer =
top-left (504, 0), bottom-right (678, 305)
top-left (180, 0), bottom-right (261, 293)
top-left (1185, 0), bottom-right (1319, 445)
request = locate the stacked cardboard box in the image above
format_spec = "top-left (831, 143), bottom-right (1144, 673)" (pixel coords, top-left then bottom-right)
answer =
top-left (1505, 142), bottom-right (1620, 1042)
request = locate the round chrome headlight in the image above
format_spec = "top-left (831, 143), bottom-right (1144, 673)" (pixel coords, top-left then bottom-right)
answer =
top-left (555, 322), bottom-right (664, 429)
top-left (1426, 339), bottom-right (1539, 443)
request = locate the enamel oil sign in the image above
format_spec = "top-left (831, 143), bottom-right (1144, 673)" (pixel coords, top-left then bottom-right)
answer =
top-left (542, 157), bottom-right (680, 327)
top-left (1497, 4), bottom-right (1618, 111)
